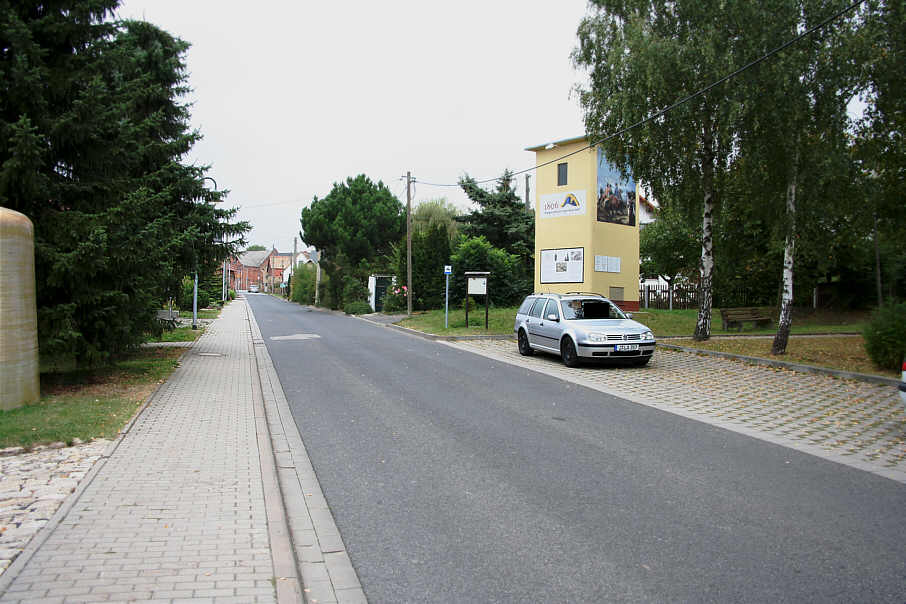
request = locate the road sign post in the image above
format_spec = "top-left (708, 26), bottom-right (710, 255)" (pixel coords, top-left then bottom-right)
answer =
top-left (444, 265), bottom-right (452, 329)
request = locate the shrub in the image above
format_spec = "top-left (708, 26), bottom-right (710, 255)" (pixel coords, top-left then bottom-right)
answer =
top-left (197, 290), bottom-right (211, 310)
top-left (450, 236), bottom-right (531, 307)
top-left (228, 289), bottom-right (236, 300)
top-left (179, 276), bottom-right (211, 310)
top-left (462, 296), bottom-right (478, 312)
top-left (342, 275), bottom-right (368, 305)
top-left (344, 301), bottom-right (373, 315)
top-left (862, 302), bottom-right (906, 371)
top-left (391, 223), bottom-right (451, 310)
top-left (290, 263), bottom-right (317, 304)
top-left (383, 285), bottom-right (407, 312)
top-left (317, 270), bottom-right (333, 308)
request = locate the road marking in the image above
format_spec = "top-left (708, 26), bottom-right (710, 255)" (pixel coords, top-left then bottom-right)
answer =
top-left (270, 333), bottom-right (321, 341)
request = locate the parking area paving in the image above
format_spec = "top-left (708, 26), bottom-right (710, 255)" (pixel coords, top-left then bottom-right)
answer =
top-left (447, 339), bottom-right (906, 483)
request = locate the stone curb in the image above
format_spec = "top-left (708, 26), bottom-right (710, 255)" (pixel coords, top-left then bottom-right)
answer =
top-left (245, 304), bottom-right (305, 604)
top-left (0, 337), bottom-right (195, 597)
top-left (371, 320), bottom-right (514, 342)
top-left (247, 301), bottom-right (367, 604)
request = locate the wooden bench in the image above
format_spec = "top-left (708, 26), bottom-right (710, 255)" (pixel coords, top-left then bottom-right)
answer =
top-left (156, 309), bottom-right (180, 330)
top-left (719, 307), bottom-right (772, 331)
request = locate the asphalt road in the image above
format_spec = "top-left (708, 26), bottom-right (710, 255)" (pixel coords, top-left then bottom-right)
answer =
top-left (247, 294), bottom-right (906, 603)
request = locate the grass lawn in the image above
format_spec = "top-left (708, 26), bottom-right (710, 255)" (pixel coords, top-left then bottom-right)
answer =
top-left (149, 326), bottom-right (203, 343)
top-left (194, 308), bottom-right (221, 320)
top-left (398, 305), bottom-right (868, 338)
top-left (1, 347), bottom-right (184, 450)
top-left (398, 306), bottom-right (521, 336)
top-left (668, 335), bottom-right (897, 379)
top-left (635, 307), bottom-right (868, 337)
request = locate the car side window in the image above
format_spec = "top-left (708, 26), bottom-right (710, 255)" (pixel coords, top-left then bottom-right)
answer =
top-left (545, 300), bottom-right (560, 320)
top-left (518, 297), bottom-right (535, 315)
top-left (529, 298), bottom-right (547, 318)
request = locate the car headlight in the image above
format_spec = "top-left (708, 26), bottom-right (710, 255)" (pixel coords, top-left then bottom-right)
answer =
top-left (587, 332), bottom-right (607, 343)
top-left (642, 330), bottom-right (654, 341)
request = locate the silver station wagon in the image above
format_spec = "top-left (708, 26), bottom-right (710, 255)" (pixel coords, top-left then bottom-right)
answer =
top-left (514, 293), bottom-right (656, 367)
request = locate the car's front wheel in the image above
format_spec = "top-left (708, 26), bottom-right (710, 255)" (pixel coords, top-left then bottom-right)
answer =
top-left (560, 337), bottom-right (580, 367)
top-left (517, 329), bottom-right (533, 356)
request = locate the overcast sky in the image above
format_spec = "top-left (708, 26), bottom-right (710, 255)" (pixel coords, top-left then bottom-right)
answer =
top-left (115, 1), bottom-right (590, 252)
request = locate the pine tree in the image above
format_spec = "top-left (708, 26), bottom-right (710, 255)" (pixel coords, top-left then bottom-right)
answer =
top-left (458, 170), bottom-right (534, 272)
top-left (0, 4), bottom-right (248, 364)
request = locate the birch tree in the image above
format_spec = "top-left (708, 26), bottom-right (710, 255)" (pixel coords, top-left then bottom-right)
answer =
top-left (574, 0), bottom-right (757, 340)
top-left (733, 0), bottom-right (859, 354)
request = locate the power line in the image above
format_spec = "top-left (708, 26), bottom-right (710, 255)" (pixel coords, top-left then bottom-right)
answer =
top-left (416, 0), bottom-right (864, 189)
top-left (241, 199), bottom-right (305, 209)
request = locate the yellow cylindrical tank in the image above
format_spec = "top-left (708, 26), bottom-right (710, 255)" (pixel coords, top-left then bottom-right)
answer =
top-left (0, 207), bottom-right (40, 410)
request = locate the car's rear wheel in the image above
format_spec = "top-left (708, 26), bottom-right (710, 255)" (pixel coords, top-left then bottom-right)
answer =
top-left (560, 337), bottom-right (580, 367)
top-left (517, 329), bottom-right (533, 356)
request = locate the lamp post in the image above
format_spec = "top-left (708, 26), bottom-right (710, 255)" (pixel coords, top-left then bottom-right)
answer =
top-left (193, 176), bottom-right (219, 330)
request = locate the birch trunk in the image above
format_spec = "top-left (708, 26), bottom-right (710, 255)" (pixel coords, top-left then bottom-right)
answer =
top-left (771, 157), bottom-right (798, 355)
top-left (693, 152), bottom-right (715, 341)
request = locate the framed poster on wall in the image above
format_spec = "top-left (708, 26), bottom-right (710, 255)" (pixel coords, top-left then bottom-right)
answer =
top-left (540, 248), bottom-right (584, 283)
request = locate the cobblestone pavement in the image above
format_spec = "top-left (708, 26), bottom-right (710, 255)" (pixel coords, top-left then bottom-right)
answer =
top-left (0, 441), bottom-right (110, 575)
top-left (448, 339), bottom-right (906, 483)
top-left (0, 301), bottom-right (281, 603)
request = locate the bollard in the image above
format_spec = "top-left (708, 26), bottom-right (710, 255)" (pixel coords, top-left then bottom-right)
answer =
top-left (0, 207), bottom-right (40, 409)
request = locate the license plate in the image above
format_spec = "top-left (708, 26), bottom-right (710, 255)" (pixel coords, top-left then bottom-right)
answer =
top-left (615, 344), bottom-right (638, 352)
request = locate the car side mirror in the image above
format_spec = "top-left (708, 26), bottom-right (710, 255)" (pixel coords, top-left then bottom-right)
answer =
top-left (546, 314), bottom-right (559, 322)
top-left (625, 312), bottom-right (633, 319)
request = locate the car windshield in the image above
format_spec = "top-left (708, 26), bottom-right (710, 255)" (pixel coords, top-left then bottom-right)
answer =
top-left (562, 299), bottom-right (626, 320)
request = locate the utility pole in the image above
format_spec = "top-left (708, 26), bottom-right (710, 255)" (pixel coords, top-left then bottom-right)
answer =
top-left (292, 237), bottom-right (298, 300)
top-left (313, 249), bottom-right (321, 306)
top-left (406, 171), bottom-right (413, 317)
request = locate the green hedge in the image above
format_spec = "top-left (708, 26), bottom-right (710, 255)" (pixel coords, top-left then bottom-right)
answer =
top-left (344, 301), bottom-right (373, 315)
top-left (862, 302), bottom-right (906, 371)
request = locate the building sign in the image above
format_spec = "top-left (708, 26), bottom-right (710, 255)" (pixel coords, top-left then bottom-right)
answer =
top-left (594, 255), bottom-right (621, 273)
top-left (596, 148), bottom-right (636, 226)
top-left (539, 190), bottom-right (587, 219)
top-left (540, 248), bottom-right (584, 283)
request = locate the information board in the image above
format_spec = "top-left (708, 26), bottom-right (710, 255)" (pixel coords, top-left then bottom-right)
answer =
top-left (540, 248), bottom-right (584, 283)
top-left (467, 277), bottom-right (487, 295)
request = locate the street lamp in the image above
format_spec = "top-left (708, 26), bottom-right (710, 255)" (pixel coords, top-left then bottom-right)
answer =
top-left (193, 176), bottom-right (219, 330)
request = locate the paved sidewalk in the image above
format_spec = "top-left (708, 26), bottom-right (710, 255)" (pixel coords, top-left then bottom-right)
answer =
top-left (0, 300), bottom-right (300, 603)
top-left (449, 340), bottom-right (906, 483)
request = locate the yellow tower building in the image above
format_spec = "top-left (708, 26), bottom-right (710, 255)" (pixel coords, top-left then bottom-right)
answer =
top-left (526, 136), bottom-right (641, 311)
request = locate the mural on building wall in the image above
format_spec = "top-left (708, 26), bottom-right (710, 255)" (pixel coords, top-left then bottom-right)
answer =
top-left (596, 148), bottom-right (636, 227)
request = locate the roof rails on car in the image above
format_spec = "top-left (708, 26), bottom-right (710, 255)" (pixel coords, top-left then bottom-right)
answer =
top-left (564, 292), bottom-right (606, 297)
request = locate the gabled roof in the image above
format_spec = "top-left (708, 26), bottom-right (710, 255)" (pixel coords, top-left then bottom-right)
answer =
top-left (238, 250), bottom-right (270, 268)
